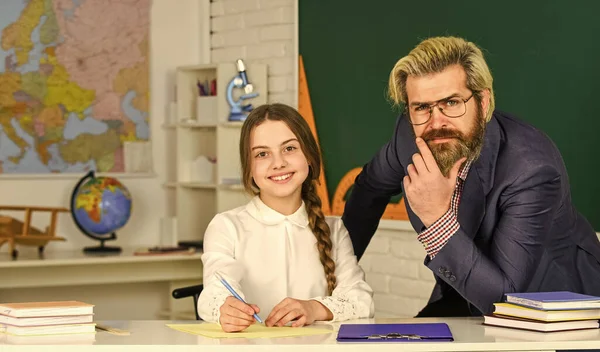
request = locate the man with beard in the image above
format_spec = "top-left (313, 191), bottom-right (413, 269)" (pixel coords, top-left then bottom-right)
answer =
top-left (342, 36), bottom-right (600, 317)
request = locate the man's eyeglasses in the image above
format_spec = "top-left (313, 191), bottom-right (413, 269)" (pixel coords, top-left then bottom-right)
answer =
top-left (406, 92), bottom-right (475, 125)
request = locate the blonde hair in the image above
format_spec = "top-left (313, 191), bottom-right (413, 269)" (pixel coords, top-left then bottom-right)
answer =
top-left (388, 36), bottom-right (495, 122)
top-left (239, 103), bottom-right (337, 295)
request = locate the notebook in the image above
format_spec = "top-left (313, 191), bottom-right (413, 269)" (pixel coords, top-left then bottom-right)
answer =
top-left (0, 323), bottom-right (96, 336)
top-left (504, 291), bottom-right (600, 310)
top-left (483, 314), bottom-right (600, 332)
top-left (493, 303), bottom-right (600, 322)
top-left (484, 324), bottom-right (600, 342)
top-left (336, 323), bottom-right (453, 342)
top-left (0, 301), bottom-right (94, 318)
top-left (0, 314), bottom-right (93, 327)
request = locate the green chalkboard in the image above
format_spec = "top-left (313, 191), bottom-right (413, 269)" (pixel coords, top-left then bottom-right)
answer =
top-left (299, 0), bottom-right (600, 230)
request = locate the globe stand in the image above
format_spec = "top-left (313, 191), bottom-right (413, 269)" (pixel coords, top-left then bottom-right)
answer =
top-left (83, 235), bottom-right (122, 254)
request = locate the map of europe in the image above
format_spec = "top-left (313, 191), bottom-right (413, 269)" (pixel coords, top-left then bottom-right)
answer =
top-left (0, 0), bottom-right (150, 173)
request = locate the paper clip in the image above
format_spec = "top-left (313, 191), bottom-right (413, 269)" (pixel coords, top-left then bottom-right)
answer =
top-left (367, 333), bottom-right (423, 340)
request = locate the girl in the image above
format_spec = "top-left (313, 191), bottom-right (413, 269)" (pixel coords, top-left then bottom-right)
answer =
top-left (197, 103), bottom-right (374, 332)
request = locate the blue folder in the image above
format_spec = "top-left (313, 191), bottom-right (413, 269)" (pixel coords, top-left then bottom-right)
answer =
top-left (336, 323), bottom-right (454, 342)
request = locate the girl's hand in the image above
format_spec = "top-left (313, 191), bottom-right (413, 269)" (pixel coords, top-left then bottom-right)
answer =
top-left (265, 298), bottom-right (332, 327)
top-left (219, 296), bottom-right (260, 332)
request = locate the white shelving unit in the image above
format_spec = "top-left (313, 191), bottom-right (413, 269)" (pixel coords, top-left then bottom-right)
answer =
top-left (165, 62), bottom-right (268, 244)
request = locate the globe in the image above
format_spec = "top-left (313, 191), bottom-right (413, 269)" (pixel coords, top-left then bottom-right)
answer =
top-left (70, 171), bottom-right (132, 254)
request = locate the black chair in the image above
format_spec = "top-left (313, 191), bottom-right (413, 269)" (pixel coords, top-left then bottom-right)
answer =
top-left (171, 284), bottom-right (204, 320)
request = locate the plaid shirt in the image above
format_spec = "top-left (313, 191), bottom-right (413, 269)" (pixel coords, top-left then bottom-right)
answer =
top-left (416, 161), bottom-right (472, 259)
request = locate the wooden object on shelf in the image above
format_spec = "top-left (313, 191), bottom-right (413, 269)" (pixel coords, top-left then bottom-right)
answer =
top-left (331, 168), bottom-right (409, 220)
top-left (165, 62), bottom-right (268, 244)
top-left (0, 205), bottom-right (70, 259)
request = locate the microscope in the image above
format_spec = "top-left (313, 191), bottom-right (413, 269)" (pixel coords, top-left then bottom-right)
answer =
top-left (226, 59), bottom-right (259, 121)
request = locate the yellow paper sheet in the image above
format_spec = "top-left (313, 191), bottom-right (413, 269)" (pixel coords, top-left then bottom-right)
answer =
top-left (166, 323), bottom-right (334, 339)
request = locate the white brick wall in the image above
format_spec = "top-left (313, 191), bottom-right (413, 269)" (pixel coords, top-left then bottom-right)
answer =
top-left (359, 220), bottom-right (435, 318)
top-left (210, 0), bottom-right (296, 106)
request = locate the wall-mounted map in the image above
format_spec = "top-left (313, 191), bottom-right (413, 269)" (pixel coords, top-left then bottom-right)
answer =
top-left (0, 0), bottom-right (150, 174)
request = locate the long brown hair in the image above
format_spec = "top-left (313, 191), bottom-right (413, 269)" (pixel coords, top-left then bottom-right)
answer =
top-left (239, 103), bottom-right (336, 295)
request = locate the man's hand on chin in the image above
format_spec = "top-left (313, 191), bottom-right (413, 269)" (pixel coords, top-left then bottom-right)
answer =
top-left (403, 138), bottom-right (466, 227)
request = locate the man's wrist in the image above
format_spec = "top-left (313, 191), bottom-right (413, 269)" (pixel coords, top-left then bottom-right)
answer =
top-left (417, 210), bottom-right (460, 259)
top-left (422, 207), bottom-right (451, 228)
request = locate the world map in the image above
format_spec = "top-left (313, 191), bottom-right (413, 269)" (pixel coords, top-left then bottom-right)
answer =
top-left (0, 0), bottom-right (150, 174)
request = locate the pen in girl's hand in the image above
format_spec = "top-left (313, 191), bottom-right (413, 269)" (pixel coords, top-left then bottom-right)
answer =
top-left (214, 272), bottom-right (263, 323)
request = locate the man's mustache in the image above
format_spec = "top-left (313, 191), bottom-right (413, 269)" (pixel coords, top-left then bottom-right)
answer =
top-left (421, 129), bottom-right (464, 142)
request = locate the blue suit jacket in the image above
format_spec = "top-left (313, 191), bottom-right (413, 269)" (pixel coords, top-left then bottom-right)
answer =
top-left (342, 110), bottom-right (600, 315)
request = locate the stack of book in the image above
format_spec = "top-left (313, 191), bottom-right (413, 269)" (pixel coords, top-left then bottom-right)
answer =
top-left (0, 301), bottom-right (96, 338)
top-left (484, 291), bottom-right (600, 333)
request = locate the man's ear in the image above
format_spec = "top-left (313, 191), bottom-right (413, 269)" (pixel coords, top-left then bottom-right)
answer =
top-left (480, 89), bottom-right (491, 115)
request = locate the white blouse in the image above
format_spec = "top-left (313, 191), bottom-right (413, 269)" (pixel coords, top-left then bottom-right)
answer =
top-left (197, 196), bottom-right (374, 324)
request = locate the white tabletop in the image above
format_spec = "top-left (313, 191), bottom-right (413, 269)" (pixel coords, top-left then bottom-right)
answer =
top-left (1, 317), bottom-right (600, 351)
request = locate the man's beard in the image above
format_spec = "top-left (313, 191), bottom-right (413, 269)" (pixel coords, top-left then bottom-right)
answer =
top-left (419, 105), bottom-right (486, 177)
